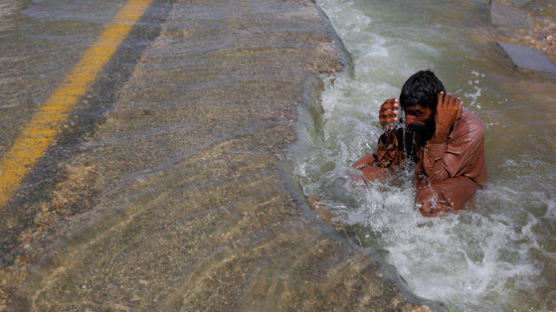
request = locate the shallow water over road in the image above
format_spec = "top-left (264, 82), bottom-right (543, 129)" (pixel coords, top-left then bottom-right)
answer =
top-left (289, 0), bottom-right (556, 311)
top-left (1, 0), bottom-right (433, 311)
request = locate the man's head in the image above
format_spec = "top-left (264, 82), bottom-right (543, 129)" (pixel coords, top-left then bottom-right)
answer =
top-left (399, 70), bottom-right (445, 136)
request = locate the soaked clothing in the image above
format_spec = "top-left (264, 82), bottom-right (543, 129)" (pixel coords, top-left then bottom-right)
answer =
top-left (372, 109), bottom-right (487, 211)
top-left (415, 110), bottom-right (487, 187)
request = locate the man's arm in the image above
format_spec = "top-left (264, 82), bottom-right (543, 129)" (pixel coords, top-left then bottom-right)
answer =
top-left (352, 153), bottom-right (390, 181)
top-left (352, 152), bottom-right (392, 181)
top-left (420, 93), bottom-right (484, 183)
top-left (429, 92), bottom-right (462, 145)
top-left (353, 153), bottom-right (376, 170)
top-left (352, 99), bottom-right (404, 181)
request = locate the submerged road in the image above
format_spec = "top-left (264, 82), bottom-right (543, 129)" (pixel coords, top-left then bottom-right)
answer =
top-left (1, 0), bottom-right (437, 310)
top-left (0, 0), bottom-right (152, 207)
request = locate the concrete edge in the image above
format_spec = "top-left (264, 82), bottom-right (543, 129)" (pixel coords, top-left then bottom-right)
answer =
top-left (312, 2), bottom-right (355, 77)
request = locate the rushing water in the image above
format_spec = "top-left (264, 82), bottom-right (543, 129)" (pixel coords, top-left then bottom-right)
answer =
top-left (290, 0), bottom-right (556, 311)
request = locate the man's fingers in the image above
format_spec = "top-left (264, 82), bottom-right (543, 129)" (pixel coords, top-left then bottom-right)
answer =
top-left (438, 91), bottom-right (445, 107)
top-left (381, 99), bottom-right (399, 110)
top-left (438, 92), bottom-right (464, 110)
top-left (380, 117), bottom-right (398, 124)
top-left (451, 97), bottom-right (463, 119)
top-left (445, 93), bottom-right (453, 107)
top-left (380, 114), bottom-right (398, 122)
top-left (450, 95), bottom-right (457, 108)
top-left (380, 110), bottom-right (398, 118)
top-left (379, 98), bottom-right (399, 126)
top-left (380, 100), bottom-right (398, 122)
top-left (380, 106), bottom-right (398, 114)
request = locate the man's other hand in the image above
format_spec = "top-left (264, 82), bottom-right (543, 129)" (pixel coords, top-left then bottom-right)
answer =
top-left (431, 92), bottom-right (462, 144)
top-left (379, 98), bottom-right (399, 128)
top-left (352, 153), bottom-right (376, 170)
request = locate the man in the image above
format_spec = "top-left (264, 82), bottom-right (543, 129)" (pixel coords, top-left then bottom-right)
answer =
top-left (353, 70), bottom-right (487, 217)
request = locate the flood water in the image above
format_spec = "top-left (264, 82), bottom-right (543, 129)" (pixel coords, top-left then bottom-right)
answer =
top-left (289, 0), bottom-right (556, 311)
top-left (0, 0), bottom-right (123, 152)
top-left (1, 0), bottom-right (555, 311)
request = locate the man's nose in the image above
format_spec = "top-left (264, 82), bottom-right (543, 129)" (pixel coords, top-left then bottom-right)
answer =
top-left (405, 114), bottom-right (415, 126)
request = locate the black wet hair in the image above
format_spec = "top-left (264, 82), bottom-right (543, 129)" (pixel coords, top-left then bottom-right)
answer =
top-left (399, 70), bottom-right (445, 110)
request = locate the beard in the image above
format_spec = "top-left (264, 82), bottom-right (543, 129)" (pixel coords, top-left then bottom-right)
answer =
top-left (406, 122), bottom-right (434, 141)
top-left (406, 122), bottom-right (426, 135)
top-left (404, 121), bottom-right (435, 161)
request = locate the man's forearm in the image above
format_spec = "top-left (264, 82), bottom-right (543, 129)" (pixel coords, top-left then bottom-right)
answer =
top-left (361, 166), bottom-right (391, 180)
top-left (376, 127), bottom-right (405, 167)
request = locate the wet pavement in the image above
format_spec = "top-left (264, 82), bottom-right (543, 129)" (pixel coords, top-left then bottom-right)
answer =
top-left (0, 0), bottom-right (435, 310)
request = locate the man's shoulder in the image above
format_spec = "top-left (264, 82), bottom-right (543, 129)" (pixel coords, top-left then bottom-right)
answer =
top-left (461, 109), bottom-right (482, 124)
top-left (456, 109), bottom-right (484, 139)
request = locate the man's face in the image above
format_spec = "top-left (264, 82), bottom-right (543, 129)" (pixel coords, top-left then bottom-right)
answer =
top-left (403, 104), bottom-right (434, 135)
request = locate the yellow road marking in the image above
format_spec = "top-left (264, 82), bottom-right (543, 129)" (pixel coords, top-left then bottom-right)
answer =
top-left (0, 0), bottom-right (153, 208)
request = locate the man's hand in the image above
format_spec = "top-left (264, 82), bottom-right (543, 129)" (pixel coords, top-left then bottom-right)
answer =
top-left (379, 98), bottom-right (399, 128)
top-left (351, 153), bottom-right (390, 182)
top-left (430, 92), bottom-right (462, 144)
top-left (361, 166), bottom-right (389, 180)
top-left (416, 187), bottom-right (446, 217)
top-left (352, 153), bottom-right (376, 170)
